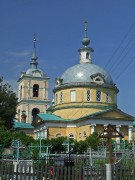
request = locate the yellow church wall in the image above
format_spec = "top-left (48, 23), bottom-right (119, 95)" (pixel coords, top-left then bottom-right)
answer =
top-left (17, 103), bottom-right (47, 123)
top-left (66, 127), bottom-right (77, 139)
top-left (20, 79), bottom-right (49, 100)
top-left (95, 125), bottom-right (104, 134)
top-left (48, 127), bottom-right (66, 139)
top-left (77, 125), bottom-right (90, 141)
top-left (100, 111), bottom-right (131, 119)
top-left (53, 107), bottom-right (105, 119)
top-left (53, 86), bottom-right (117, 119)
top-left (47, 124), bottom-right (129, 141)
top-left (48, 126), bottom-right (90, 141)
top-left (54, 87), bottom-right (116, 105)
top-left (121, 126), bottom-right (128, 140)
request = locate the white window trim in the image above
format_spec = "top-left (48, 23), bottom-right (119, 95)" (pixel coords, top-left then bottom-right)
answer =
top-left (70, 90), bottom-right (76, 102)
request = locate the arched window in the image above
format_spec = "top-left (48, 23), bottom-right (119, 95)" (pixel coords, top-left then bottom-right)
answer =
top-left (21, 110), bottom-right (26, 123)
top-left (20, 86), bottom-right (22, 99)
top-left (69, 134), bottom-right (74, 139)
top-left (33, 84), bottom-right (39, 97)
top-left (106, 92), bottom-right (110, 103)
top-left (56, 133), bottom-right (61, 138)
top-left (32, 108), bottom-right (40, 121)
top-left (86, 90), bottom-right (90, 101)
top-left (86, 52), bottom-right (89, 59)
top-left (83, 131), bottom-right (87, 137)
top-left (96, 90), bottom-right (101, 102)
top-left (95, 78), bottom-right (101, 82)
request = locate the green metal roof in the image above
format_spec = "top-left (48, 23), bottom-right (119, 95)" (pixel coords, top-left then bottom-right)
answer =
top-left (13, 121), bottom-right (34, 129)
top-left (37, 113), bottom-right (68, 121)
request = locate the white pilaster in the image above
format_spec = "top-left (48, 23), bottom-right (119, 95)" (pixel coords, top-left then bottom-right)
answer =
top-left (90, 124), bottom-right (96, 134)
top-left (45, 129), bottom-right (48, 139)
top-left (116, 125), bottom-right (121, 144)
top-left (128, 126), bottom-right (133, 141)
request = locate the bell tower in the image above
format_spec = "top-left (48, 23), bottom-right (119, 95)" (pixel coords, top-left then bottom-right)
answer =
top-left (17, 34), bottom-right (51, 123)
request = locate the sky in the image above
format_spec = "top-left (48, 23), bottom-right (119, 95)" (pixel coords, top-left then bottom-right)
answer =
top-left (0, 0), bottom-right (135, 116)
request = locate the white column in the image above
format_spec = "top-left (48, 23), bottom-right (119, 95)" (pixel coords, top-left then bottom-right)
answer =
top-left (26, 104), bottom-right (29, 123)
top-left (128, 126), bottom-right (133, 142)
top-left (116, 125), bottom-right (121, 144)
top-left (27, 80), bottom-right (30, 98)
top-left (43, 81), bottom-right (46, 99)
top-left (90, 124), bottom-right (96, 134)
top-left (45, 129), bottom-right (48, 139)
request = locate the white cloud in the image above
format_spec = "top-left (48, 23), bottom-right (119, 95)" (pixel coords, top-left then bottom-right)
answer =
top-left (7, 50), bottom-right (31, 58)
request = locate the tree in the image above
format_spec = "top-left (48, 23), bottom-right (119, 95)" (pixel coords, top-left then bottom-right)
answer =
top-left (50, 136), bottom-right (67, 153)
top-left (73, 140), bottom-right (88, 154)
top-left (0, 77), bottom-right (17, 129)
top-left (0, 127), bottom-right (12, 147)
top-left (12, 131), bottom-right (34, 146)
top-left (86, 132), bottom-right (100, 150)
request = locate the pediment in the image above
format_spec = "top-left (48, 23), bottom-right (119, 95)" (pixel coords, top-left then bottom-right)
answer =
top-left (80, 108), bottom-right (135, 121)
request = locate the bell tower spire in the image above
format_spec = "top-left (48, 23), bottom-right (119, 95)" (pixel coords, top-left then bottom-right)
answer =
top-left (30, 33), bottom-right (38, 69)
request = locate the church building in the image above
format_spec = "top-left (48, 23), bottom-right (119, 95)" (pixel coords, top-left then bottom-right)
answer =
top-left (32, 21), bottom-right (134, 142)
top-left (14, 21), bottom-right (135, 141)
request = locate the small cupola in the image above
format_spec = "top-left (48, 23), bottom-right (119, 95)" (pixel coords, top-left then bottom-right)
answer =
top-left (78, 20), bottom-right (94, 64)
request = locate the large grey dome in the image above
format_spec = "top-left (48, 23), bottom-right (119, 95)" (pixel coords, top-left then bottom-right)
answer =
top-left (61, 63), bottom-right (114, 85)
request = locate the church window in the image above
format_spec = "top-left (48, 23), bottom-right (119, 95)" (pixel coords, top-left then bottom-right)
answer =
top-left (33, 84), bottom-right (39, 97)
top-left (96, 90), bottom-right (101, 102)
top-left (32, 108), bottom-right (40, 122)
top-left (70, 90), bottom-right (76, 102)
top-left (56, 133), bottom-right (61, 138)
top-left (106, 92), bottom-right (110, 103)
top-left (60, 92), bottom-right (63, 104)
top-left (86, 90), bottom-right (90, 101)
top-left (95, 78), bottom-right (101, 81)
top-left (69, 134), bottom-right (74, 139)
top-left (20, 86), bottom-right (22, 99)
top-left (79, 133), bottom-right (81, 138)
top-left (86, 52), bottom-right (89, 59)
top-left (55, 94), bottom-right (58, 104)
top-left (83, 131), bottom-right (87, 137)
top-left (21, 110), bottom-right (26, 123)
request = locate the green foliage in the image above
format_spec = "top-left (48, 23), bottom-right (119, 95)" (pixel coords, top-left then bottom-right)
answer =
top-left (12, 131), bottom-right (34, 146)
top-left (0, 77), bottom-right (17, 129)
top-left (50, 136), bottom-right (67, 153)
top-left (73, 140), bottom-right (87, 154)
top-left (86, 132), bottom-right (100, 150)
top-left (0, 127), bottom-right (34, 149)
top-left (0, 127), bottom-right (12, 147)
top-left (95, 159), bottom-right (109, 166)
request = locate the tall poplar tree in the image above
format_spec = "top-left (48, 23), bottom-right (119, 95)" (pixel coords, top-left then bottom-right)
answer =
top-left (0, 77), bottom-right (17, 129)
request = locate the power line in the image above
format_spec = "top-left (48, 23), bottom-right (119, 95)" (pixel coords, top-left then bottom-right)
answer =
top-left (104, 21), bottom-right (135, 70)
top-left (115, 56), bottom-right (135, 80)
top-left (109, 34), bottom-right (135, 74)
